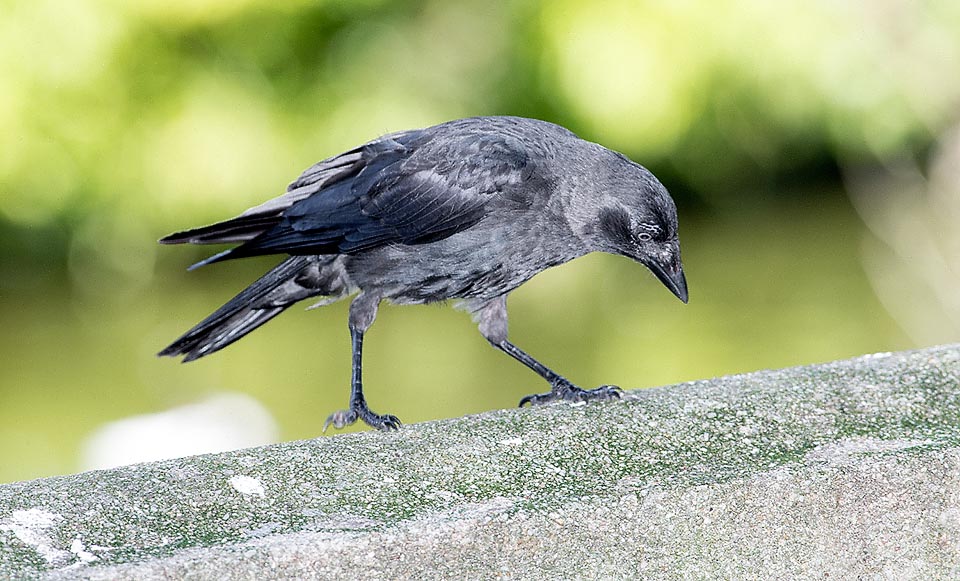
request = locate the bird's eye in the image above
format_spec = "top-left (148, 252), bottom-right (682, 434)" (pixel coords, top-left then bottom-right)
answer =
top-left (635, 223), bottom-right (660, 242)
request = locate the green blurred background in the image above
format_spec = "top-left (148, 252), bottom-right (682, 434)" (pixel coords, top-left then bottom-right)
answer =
top-left (3, 0), bottom-right (959, 484)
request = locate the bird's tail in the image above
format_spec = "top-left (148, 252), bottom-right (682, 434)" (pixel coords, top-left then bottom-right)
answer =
top-left (159, 255), bottom-right (344, 362)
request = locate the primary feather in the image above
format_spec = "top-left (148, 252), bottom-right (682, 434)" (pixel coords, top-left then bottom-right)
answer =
top-left (162, 123), bottom-right (531, 269)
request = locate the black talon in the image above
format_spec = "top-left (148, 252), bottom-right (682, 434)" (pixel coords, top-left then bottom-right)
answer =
top-left (372, 414), bottom-right (402, 431)
top-left (323, 405), bottom-right (402, 432)
top-left (519, 381), bottom-right (622, 407)
top-left (357, 406), bottom-right (402, 431)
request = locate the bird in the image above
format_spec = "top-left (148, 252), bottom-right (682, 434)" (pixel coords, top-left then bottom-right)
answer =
top-left (159, 116), bottom-right (688, 431)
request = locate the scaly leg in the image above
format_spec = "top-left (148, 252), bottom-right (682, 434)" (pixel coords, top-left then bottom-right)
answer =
top-left (475, 296), bottom-right (622, 407)
top-left (324, 293), bottom-right (401, 431)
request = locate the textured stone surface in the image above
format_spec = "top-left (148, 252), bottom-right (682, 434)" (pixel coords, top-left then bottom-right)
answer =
top-left (2, 345), bottom-right (960, 580)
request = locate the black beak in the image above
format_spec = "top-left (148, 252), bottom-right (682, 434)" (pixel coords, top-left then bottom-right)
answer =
top-left (644, 255), bottom-right (688, 304)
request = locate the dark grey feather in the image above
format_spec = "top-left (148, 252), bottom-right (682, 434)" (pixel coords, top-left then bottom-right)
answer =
top-left (159, 255), bottom-right (342, 360)
top-left (182, 125), bottom-right (531, 266)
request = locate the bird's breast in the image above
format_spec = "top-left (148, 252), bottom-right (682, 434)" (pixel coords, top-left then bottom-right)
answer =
top-left (343, 220), bottom-right (583, 305)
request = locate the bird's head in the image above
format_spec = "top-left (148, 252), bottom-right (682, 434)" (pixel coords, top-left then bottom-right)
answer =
top-left (583, 154), bottom-right (688, 303)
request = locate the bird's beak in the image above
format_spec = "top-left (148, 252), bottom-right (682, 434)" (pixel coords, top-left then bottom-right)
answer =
top-left (643, 253), bottom-right (688, 304)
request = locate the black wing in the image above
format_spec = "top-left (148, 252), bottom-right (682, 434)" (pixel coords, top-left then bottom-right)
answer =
top-left (159, 141), bottom-right (376, 246)
top-left (176, 127), bottom-right (531, 268)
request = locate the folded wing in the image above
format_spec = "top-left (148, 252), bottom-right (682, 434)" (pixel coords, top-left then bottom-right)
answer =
top-left (161, 127), bottom-right (531, 268)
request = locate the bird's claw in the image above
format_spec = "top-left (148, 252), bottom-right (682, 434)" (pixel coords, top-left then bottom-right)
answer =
top-left (519, 383), bottom-right (622, 407)
top-left (323, 407), bottom-right (402, 432)
top-left (365, 413), bottom-right (402, 431)
top-left (323, 409), bottom-right (358, 432)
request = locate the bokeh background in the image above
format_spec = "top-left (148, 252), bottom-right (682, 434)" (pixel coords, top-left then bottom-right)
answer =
top-left (2, 0), bottom-right (959, 484)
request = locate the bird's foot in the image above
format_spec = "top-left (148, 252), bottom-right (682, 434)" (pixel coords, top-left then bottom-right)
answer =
top-left (519, 380), bottom-right (622, 407)
top-left (323, 403), bottom-right (402, 432)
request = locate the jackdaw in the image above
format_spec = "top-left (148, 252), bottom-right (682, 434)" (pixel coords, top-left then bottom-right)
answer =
top-left (159, 116), bottom-right (688, 431)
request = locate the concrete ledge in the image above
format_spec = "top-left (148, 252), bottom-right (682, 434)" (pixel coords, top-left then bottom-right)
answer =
top-left (2, 345), bottom-right (960, 579)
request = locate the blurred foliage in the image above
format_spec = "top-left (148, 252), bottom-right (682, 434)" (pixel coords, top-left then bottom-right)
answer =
top-left (848, 124), bottom-right (960, 345)
top-left (2, 0), bottom-right (958, 483)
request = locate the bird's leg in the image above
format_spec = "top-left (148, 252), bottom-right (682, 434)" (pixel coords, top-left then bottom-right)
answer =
top-left (324, 294), bottom-right (401, 432)
top-left (494, 340), bottom-right (622, 406)
top-left (476, 296), bottom-right (622, 407)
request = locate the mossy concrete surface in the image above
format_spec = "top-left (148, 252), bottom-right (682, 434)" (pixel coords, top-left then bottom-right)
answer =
top-left (3, 345), bottom-right (960, 580)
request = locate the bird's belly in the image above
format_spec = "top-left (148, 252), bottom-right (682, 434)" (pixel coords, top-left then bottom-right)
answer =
top-left (382, 263), bottom-right (523, 305)
top-left (344, 246), bottom-right (537, 305)
top-left (343, 222), bottom-right (584, 305)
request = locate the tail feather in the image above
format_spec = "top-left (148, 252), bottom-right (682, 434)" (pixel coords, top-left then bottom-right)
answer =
top-left (159, 215), bottom-right (282, 245)
top-left (186, 248), bottom-right (236, 271)
top-left (160, 255), bottom-right (340, 361)
top-left (176, 307), bottom-right (286, 362)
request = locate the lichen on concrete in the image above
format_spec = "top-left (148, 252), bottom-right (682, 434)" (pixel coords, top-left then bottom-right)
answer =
top-left (2, 345), bottom-right (959, 579)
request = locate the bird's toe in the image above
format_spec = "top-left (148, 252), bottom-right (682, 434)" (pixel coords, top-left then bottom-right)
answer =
top-left (358, 409), bottom-right (402, 431)
top-left (584, 384), bottom-right (623, 401)
top-left (376, 414), bottom-right (403, 431)
top-left (323, 409), bottom-right (358, 432)
top-left (519, 392), bottom-right (555, 407)
top-left (519, 383), bottom-right (622, 408)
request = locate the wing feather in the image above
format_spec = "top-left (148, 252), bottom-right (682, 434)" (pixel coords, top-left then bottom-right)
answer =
top-left (180, 125), bottom-right (533, 265)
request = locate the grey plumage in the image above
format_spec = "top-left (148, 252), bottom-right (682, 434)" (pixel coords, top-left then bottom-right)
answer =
top-left (160, 116), bottom-right (688, 430)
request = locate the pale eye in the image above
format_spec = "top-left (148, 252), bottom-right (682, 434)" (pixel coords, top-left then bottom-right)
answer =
top-left (636, 223), bottom-right (661, 242)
